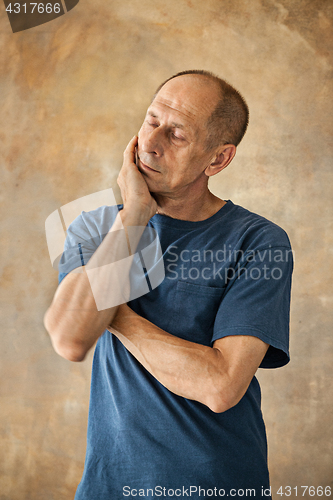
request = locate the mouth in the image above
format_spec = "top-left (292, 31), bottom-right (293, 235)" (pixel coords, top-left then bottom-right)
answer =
top-left (138, 158), bottom-right (159, 173)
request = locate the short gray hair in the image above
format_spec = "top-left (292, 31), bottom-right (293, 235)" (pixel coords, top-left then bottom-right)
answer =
top-left (154, 70), bottom-right (249, 150)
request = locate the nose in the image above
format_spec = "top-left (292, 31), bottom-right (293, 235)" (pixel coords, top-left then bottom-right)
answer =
top-left (139, 126), bottom-right (163, 157)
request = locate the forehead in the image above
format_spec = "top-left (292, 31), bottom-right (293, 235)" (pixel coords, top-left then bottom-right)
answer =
top-left (149, 75), bottom-right (219, 130)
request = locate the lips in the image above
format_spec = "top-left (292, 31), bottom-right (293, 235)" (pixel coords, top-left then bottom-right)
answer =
top-left (138, 158), bottom-right (159, 173)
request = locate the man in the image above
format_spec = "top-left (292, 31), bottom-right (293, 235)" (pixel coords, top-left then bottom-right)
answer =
top-left (44, 70), bottom-right (293, 499)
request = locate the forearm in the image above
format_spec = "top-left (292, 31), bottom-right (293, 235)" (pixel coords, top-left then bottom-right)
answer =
top-left (110, 307), bottom-right (231, 412)
top-left (44, 207), bottom-right (151, 361)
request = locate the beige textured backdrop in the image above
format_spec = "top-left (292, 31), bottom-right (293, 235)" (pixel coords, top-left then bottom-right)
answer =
top-left (1, 1), bottom-right (332, 499)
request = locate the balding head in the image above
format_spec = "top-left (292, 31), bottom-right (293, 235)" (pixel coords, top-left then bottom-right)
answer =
top-left (154, 70), bottom-right (249, 151)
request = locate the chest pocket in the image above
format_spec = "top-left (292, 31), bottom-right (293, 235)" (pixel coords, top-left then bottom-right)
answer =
top-left (171, 281), bottom-right (225, 346)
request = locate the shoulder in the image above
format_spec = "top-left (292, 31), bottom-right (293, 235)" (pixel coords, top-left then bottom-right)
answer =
top-left (226, 201), bottom-right (292, 250)
top-left (66, 204), bottom-right (123, 241)
top-left (58, 204), bottom-right (124, 277)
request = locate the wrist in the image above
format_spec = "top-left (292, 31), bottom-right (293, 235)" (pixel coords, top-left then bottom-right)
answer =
top-left (121, 203), bottom-right (155, 226)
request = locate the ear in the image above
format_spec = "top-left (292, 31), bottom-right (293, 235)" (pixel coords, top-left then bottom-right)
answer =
top-left (205, 145), bottom-right (237, 177)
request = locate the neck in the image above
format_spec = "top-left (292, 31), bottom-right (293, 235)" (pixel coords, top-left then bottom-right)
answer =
top-left (154, 188), bottom-right (226, 222)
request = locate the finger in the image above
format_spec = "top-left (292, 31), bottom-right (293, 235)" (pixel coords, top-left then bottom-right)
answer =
top-left (123, 135), bottom-right (138, 164)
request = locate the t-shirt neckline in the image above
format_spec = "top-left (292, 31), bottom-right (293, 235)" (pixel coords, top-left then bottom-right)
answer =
top-left (150, 200), bottom-right (235, 230)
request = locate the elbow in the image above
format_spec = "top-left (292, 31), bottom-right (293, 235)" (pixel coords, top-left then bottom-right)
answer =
top-left (52, 338), bottom-right (88, 362)
top-left (205, 385), bottom-right (243, 414)
top-left (44, 308), bottom-right (87, 362)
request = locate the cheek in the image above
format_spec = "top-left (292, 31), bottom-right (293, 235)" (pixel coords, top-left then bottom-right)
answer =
top-left (138, 121), bottom-right (149, 139)
top-left (168, 164), bottom-right (193, 188)
top-left (137, 124), bottom-right (153, 153)
top-left (137, 125), bottom-right (144, 142)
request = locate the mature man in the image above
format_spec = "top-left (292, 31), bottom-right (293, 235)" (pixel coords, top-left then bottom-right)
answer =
top-left (45, 70), bottom-right (293, 499)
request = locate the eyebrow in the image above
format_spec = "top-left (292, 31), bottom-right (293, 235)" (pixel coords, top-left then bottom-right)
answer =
top-left (147, 110), bottom-right (185, 130)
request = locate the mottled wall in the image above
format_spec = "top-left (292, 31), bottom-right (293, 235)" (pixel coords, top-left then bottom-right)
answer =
top-left (0, 1), bottom-right (332, 499)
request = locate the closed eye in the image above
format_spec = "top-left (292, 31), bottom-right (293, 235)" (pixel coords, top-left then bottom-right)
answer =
top-left (171, 132), bottom-right (186, 141)
top-left (147, 120), bottom-right (159, 128)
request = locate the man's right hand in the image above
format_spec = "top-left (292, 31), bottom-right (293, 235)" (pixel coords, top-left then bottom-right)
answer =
top-left (44, 135), bottom-right (158, 362)
top-left (117, 135), bottom-right (157, 221)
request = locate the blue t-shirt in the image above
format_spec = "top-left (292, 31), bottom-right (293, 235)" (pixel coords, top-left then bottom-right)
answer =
top-left (58, 200), bottom-right (293, 499)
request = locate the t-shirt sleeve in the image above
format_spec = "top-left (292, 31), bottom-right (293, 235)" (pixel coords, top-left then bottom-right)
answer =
top-left (57, 204), bottom-right (121, 286)
top-left (212, 244), bottom-right (293, 368)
